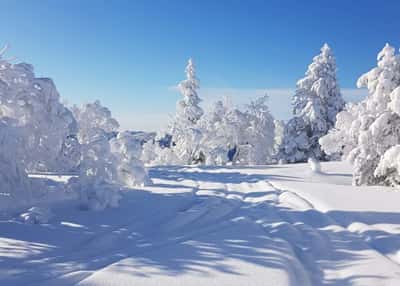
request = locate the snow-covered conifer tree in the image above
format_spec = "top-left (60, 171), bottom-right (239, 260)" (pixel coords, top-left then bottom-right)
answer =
top-left (321, 43), bottom-right (400, 185)
top-left (279, 43), bottom-right (344, 162)
top-left (176, 58), bottom-right (204, 124)
top-left (170, 58), bottom-right (204, 164)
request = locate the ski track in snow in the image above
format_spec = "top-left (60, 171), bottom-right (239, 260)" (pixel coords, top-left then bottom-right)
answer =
top-left (2, 162), bottom-right (400, 285)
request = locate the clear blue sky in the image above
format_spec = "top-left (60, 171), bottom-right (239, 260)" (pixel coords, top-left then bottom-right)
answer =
top-left (1, 0), bottom-right (399, 130)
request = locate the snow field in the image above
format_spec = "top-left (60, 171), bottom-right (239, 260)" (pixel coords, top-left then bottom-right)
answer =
top-left (2, 161), bottom-right (400, 285)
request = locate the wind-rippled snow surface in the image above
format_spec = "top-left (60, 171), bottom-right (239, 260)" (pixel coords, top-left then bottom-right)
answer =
top-left (2, 161), bottom-right (400, 285)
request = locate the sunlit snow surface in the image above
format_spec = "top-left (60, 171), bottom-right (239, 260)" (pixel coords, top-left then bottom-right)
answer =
top-left (2, 161), bottom-right (400, 285)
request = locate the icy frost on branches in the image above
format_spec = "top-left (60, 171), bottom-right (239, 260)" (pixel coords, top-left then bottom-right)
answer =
top-left (279, 44), bottom-right (344, 162)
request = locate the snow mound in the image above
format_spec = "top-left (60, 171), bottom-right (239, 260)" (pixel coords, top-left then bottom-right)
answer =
top-left (308, 157), bottom-right (321, 173)
top-left (19, 207), bottom-right (53, 224)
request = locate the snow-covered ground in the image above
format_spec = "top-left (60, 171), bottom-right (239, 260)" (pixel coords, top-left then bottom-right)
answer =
top-left (2, 161), bottom-right (400, 286)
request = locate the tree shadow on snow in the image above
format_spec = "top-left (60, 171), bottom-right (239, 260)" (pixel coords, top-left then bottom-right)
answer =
top-left (149, 165), bottom-right (300, 184)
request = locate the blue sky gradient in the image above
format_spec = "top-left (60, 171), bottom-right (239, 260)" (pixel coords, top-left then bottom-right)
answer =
top-left (1, 0), bottom-right (400, 130)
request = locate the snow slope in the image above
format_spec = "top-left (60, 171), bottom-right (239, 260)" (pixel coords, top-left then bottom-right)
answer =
top-left (1, 161), bottom-right (400, 285)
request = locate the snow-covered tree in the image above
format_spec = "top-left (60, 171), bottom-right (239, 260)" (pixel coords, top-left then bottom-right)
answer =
top-left (243, 95), bottom-right (276, 165)
top-left (176, 58), bottom-right (204, 124)
top-left (273, 119), bottom-right (285, 155)
top-left (279, 43), bottom-right (344, 162)
top-left (71, 101), bottom-right (150, 209)
top-left (319, 102), bottom-right (365, 159)
top-left (141, 139), bottom-right (180, 165)
top-left (195, 95), bottom-right (276, 165)
top-left (71, 101), bottom-right (120, 210)
top-left (0, 51), bottom-right (78, 172)
top-left (169, 58), bottom-right (204, 164)
top-left (110, 131), bottom-right (151, 187)
top-left (375, 145), bottom-right (400, 186)
top-left (0, 118), bottom-right (31, 210)
top-left (197, 98), bottom-right (248, 165)
top-left (320, 43), bottom-right (400, 186)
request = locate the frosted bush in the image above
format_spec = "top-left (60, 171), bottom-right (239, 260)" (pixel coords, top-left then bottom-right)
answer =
top-left (110, 131), bottom-right (151, 187)
top-left (0, 118), bottom-right (31, 210)
top-left (244, 95), bottom-right (276, 165)
top-left (375, 145), bottom-right (400, 186)
top-left (0, 53), bottom-right (78, 172)
top-left (71, 101), bottom-right (121, 210)
top-left (198, 99), bottom-right (248, 165)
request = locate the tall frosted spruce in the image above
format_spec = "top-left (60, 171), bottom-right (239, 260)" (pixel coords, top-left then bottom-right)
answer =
top-left (279, 44), bottom-right (344, 162)
top-left (170, 58), bottom-right (204, 164)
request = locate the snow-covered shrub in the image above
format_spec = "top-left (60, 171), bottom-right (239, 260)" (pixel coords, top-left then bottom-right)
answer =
top-left (197, 95), bottom-right (276, 165)
top-left (243, 95), bottom-right (276, 165)
top-left (279, 44), bottom-right (344, 162)
top-left (71, 101), bottom-right (121, 210)
top-left (141, 139), bottom-right (158, 165)
top-left (141, 133), bottom-right (181, 166)
top-left (72, 101), bottom-right (150, 209)
top-left (320, 43), bottom-right (400, 186)
top-left (19, 206), bottom-right (53, 224)
top-left (374, 145), bottom-right (400, 186)
top-left (273, 119), bottom-right (285, 155)
top-left (319, 103), bottom-right (363, 159)
top-left (197, 99), bottom-right (249, 165)
top-left (278, 117), bottom-right (309, 163)
top-left (0, 118), bottom-right (31, 210)
top-left (110, 131), bottom-right (151, 187)
top-left (0, 53), bottom-right (78, 172)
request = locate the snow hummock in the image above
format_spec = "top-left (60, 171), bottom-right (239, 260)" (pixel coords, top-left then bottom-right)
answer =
top-left (19, 207), bottom-right (53, 224)
top-left (308, 157), bottom-right (321, 173)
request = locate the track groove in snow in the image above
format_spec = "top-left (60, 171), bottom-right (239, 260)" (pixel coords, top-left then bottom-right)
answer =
top-left (268, 179), bottom-right (400, 274)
